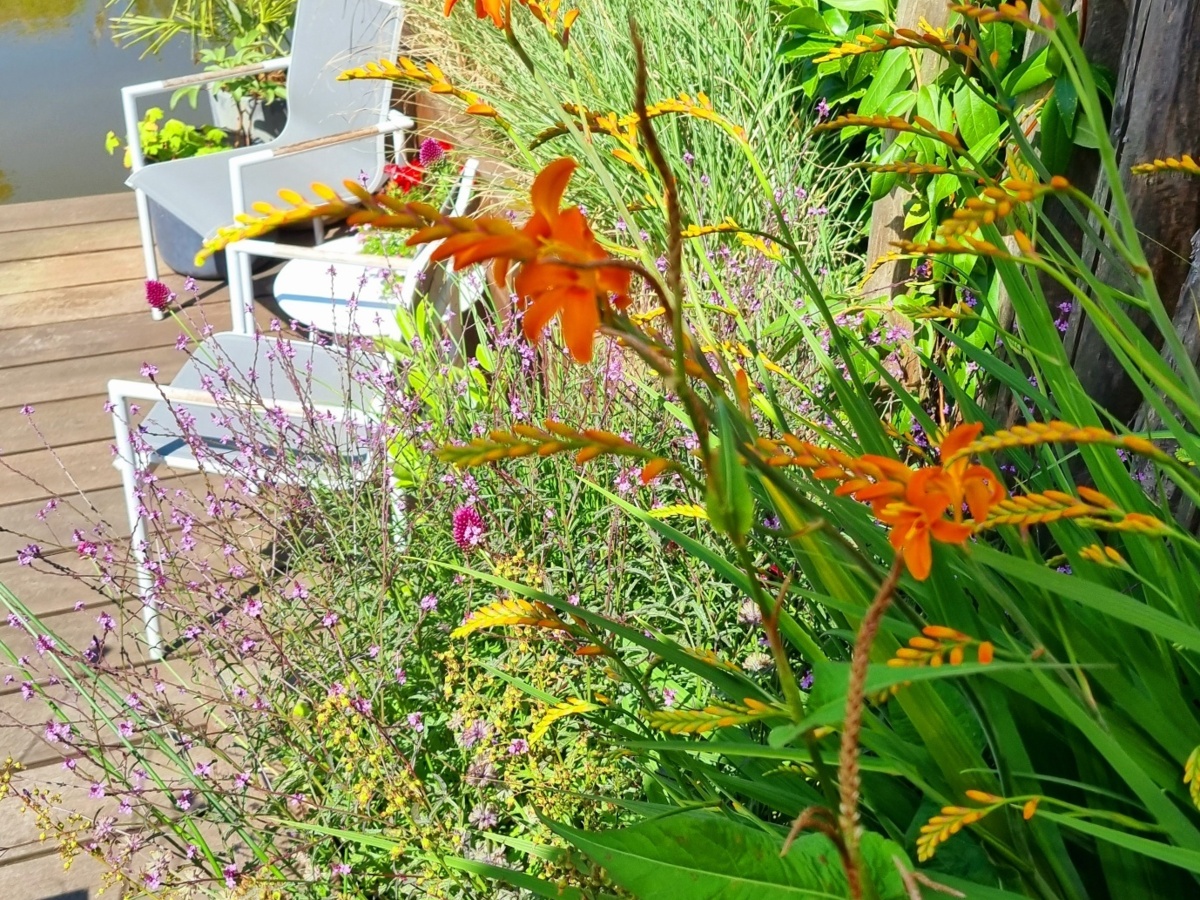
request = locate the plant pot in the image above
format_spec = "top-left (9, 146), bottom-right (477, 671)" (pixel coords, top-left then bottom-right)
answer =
top-left (149, 199), bottom-right (225, 281)
top-left (206, 84), bottom-right (287, 145)
top-left (149, 200), bottom-right (275, 283)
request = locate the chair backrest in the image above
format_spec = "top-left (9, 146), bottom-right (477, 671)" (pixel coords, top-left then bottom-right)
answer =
top-left (400, 159), bottom-right (482, 306)
top-left (127, 0), bottom-right (404, 240)
top-left (276, 0), bottom-right (404, 144)
top-left (444, 157), bottom-right (480, 216)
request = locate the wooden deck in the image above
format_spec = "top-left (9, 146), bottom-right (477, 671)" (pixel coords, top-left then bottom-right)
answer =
top-left (0, 193), bottom-right (263, 898)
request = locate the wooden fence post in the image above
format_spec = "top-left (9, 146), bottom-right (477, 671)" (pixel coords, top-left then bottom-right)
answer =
top-left (1064, 0), bottom-right (1200, 424)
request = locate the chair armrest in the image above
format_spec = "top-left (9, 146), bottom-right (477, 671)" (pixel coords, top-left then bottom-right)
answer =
top-left (120, 57), bottom-right (292, 100)
top-left (227, 238), bottom-right (426, 271)
top-left (121, 58), bottom-right (292, 172)
top-left (107, 378), bottom-right (373, 424)
top-left (227, 111), bottom-right (416, 216)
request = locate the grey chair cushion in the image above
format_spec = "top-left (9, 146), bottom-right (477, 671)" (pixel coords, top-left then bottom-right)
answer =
top-left (137, 333), bottom-right (386, 478)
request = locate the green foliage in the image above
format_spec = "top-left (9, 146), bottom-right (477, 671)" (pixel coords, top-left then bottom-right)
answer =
top-left (549, 813), bottom-right (912, 899)
top-left (104, 106), bottom-right (228, 166)
top-left (104, 0), bottom-right (294, 55)
top-left (168, 25), bottom-right (289, 144)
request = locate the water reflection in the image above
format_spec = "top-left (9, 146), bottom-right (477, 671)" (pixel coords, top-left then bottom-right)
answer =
top-left (0, 170), bottom-right (12, 204)
top-left (0, 0), bottom-right (87, 36)
top-left (0, 0), bottom-right (197, 204)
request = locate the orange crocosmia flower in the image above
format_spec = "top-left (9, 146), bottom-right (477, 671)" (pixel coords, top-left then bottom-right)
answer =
top-left (444, 0), bottom-right (511, 27)
top-left (878, 468), bottom-right (973, 580)
top-left (937, 422), bottom-right (1006, 521)
top-left (423, 157), bottom-right (631, 363)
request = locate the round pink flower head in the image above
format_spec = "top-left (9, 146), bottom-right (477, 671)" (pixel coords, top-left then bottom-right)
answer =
top-left (145, 279), bottom-right (173, 311)
top-left (418, 137), bottom-right (448, 167)
top-left (452, 505), bottom-right (485, 551)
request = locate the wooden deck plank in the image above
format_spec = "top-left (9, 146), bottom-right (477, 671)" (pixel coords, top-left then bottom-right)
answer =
top-left (0, 310), bottom-right (176, 371)
top-left (0, 278), bottom-right (186, 330)
top-left (0, 474), bottom-right (202, 564)
top-left (1, 345), bottom-right (187, 410)
top-left (0, 267), bottom-right (284, 332)
top-left (0, 396), bottom-right (117, 457)
top-left (0, 554), bottom-right (112, 616)
top-left (0, 843), bottom-right (112, 895)
top-left (0, 219), bottom-right (143, 265)
top-left (0, 191), bottom-right (135, 234)
top-left (0, 248), bottom-right (163, 297)
top-left (0, 486), bottom-right (129, 561)
top-left (0, 440), bottom-right (123, 508)
top-left (0, 280), bottom-right (248, 368)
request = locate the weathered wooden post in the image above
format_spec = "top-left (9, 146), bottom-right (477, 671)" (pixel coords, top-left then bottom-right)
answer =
top-left (1064, 0), bottom-right (1200, 424)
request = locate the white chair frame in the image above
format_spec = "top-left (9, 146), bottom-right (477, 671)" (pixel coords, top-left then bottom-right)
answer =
top-left (123, 53), bottom-right (416, 320)
top-left (224, 158), bottom-right (481, 336)
top-left (109, 344), bottom-right (396, 660)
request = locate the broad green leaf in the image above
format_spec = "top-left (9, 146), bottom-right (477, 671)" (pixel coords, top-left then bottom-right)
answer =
top-left (821, 8), bottom-right (850, 36)
top-left (858, 48), bottom-right (912, 119)
top-left (781, 7), bottom-right (827, 32)
top-left (953, 84), bottom-right (1001, 152)
top-left (1072, 114), bottom-right (1103, 149)
top-left (1054, 78), bottom-right (1079, 136)
top-left (821, 0), bottom-right (886, 12)
top-left (548, 813), bottom-right (911, 900)
top-left (1003, 47), bottom-right (1053, 95)
top-left (980, 23), bottom-right (1014, 73)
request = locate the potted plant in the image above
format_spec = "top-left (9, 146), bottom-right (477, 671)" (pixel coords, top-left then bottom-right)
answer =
top-left (357, 139), bottom-right (458, 263)
top-left (106, 108), bottom-right (233, 279)
top-left (104, 0), bottom-right (295, 57)
top-left (170, 26), bottom-right (290, 147)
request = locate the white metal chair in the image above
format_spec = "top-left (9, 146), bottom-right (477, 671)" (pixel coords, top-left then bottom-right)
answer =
top-left (225, 158), bottom-right (482, 337)
top-left (121, 0), bottom-right (411, 318)
top-left (108, 333), bottom-right (395, 659)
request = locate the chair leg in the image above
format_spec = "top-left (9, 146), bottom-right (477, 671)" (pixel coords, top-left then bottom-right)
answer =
top-left (237, 249), bottom-right (256, 334)
top-left (227, 247), bottom-right (247, 336)
top-left (109, 388), bottom-right (164, 660)
top-left (134, 188), bottom-right (164, 321)
top-left (124, 460), bottom-right (164, 661)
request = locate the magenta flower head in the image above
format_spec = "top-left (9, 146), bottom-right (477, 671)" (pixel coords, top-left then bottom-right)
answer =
top-left (145, 279), bottom-right (173, 311)
top-left (452, 505), bottom-right (485, 551)
top-left (418, 137), bottom-right (448, 167)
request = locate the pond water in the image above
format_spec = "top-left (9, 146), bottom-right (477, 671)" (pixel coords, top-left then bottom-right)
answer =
top-left (0, 0), bottom-right (199, 205)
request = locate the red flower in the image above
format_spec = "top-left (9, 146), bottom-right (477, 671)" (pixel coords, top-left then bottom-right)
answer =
top-left (383, 161), bottom-right (426, 193)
